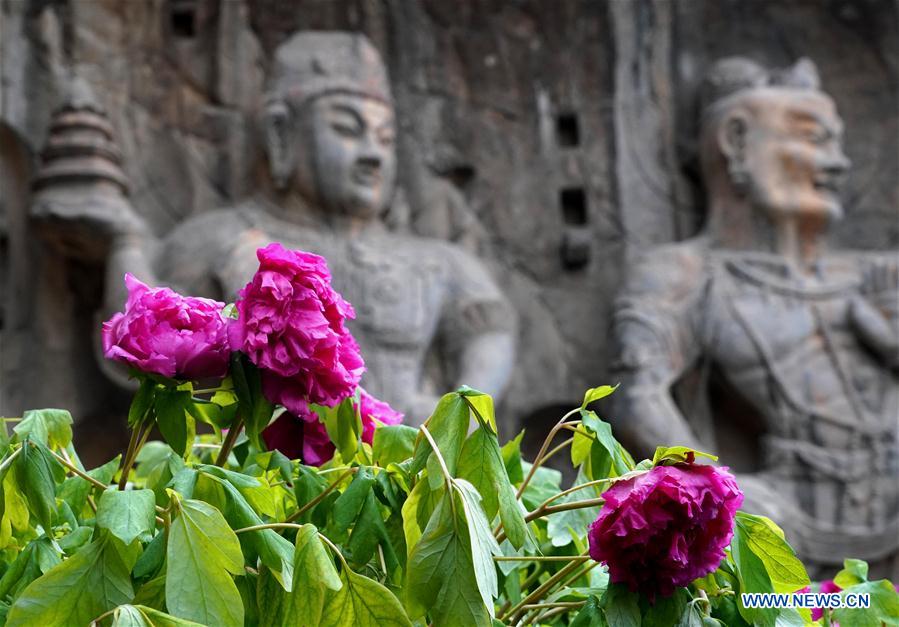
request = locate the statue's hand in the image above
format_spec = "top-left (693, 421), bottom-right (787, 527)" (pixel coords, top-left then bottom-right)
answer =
top-left (852, 260), bottom-right (899, 368)
top-left (33, 197), bottom-right (148, 262)
top-left (860, 259), bottom-right (899, 310)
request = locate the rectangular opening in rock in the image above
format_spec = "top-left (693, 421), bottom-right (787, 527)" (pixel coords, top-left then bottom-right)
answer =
top-left (560, 187), bottom-right (587, 225)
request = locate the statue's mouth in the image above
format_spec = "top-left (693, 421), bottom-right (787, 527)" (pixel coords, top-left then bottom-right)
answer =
top-left (352, 160), bottom-right (381, 187)
top-left (812, 177), bottom-right (842, 195)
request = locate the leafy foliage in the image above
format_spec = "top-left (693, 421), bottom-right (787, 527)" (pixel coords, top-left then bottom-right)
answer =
top-left (0, 382), bottom-right (895, 627)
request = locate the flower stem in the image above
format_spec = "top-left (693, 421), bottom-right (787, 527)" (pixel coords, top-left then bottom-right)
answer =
top-left (48, 448), bottom-right (108, 490)
top-left (502, 555), bottom-right (589, 623)
top-left (516, 411), bottom-right (580, 499)
top-left (524, 497), bottom-right (605, 523)
top-left (539, 477), bottom-right (613, 509)
top-left (214, 414), bottom-right (244, 466)
top-left (285, 467), bottom-right (355, 523)
top-left (0, 447), bottom-right (22, 474)
top-left (493, 555), bottom-right (590, 562)
top-left (118, 423), bottom-right (143, 490)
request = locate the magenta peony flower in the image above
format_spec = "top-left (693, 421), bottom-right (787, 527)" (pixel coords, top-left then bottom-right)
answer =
top-left (809, 580), bottom-right (841, 622)
top-left (357, 389), bottom-right (404, 444)
top-left (588, 463), bottom-right (743, 599)
top-left (262, 407), bottom-right (335, 466)
top-left (102, 273), bottom-right (231, 380)
top-left (229, 243), bottom-right (365, 411)
top-left (263, 390), bottom-right (403, 465)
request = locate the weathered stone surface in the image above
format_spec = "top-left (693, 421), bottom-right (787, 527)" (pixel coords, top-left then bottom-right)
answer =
top-left (0, 1), bottom-right (896, 484)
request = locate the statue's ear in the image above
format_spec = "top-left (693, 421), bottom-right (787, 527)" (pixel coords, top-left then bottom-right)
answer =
top-left (262, 100), bottom-right (294, 190)
top-left (717, 109), bottom-right (749, 166)
top-left (717, 109), bottom-right (751, 190)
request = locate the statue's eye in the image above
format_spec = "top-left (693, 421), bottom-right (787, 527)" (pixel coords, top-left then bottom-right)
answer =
top-left (330, 120), bottom-right (361, 137)
top-left (377, 127), bottom-right (395, 146)
top-left (803, 126), bottom-right (830, 144)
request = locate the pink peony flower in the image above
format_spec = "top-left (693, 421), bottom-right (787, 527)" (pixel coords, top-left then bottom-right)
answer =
top-left (357, 389), bottom-right (404, 444)
top-left (262, 390), bottom-right (402, 465)
top-left (262, 407), bottom-right (335, 466)
top-left (102, 273), bottom-right (231, 380)
top-left (588, 463), bottom-right (743, 600)
top-left (229, 243), bottom-right (364, 411)
top-left (809, 580), bottom-right (841, 622)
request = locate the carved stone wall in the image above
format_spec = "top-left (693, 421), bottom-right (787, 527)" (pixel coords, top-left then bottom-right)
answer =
top-left (1, 0), bottom-right (896, 463)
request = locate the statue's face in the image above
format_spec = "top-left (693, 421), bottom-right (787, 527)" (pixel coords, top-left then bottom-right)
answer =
top-left (306, 93), bottom-right (396, 219)
top-left (741, 90), bottom-right (850, 222)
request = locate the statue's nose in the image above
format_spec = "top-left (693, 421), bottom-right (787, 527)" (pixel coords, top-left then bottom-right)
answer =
top-left (824, 147), bottom-right (851, 175)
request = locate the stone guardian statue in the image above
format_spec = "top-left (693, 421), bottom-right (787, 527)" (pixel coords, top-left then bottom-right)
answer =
top-left (611, 57), bottom-right (899, 577)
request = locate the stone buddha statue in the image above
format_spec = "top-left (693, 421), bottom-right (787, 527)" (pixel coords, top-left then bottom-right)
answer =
top-left (611, 57), bottom-right (899, 577)
top-left (94, 31), bottom-right (516, 424)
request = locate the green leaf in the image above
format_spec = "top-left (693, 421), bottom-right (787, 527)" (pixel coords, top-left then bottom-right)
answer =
top-left (644, 588), bottom-right (690, 625)
top-left (197, 470), bottom-right (295, 592)
top-left (6, 535), bottom-right (134, 626)
top-left (731, 514), bottom-right (778, 627)
top-left (454, 480), bottom-right (501, 616)
top-left (600, 583), bottom-right (640, 627)
top-left (97, 488), bottom-right (157, 545)
top-left (320, 398), bottom-right (362, 463)
top-left (458, 387), bottom-right (497, 433)
top-left (411, 392), bottom-right (469, 477)
top-left (129, 379), bottom-right (157, 428)
top-left (332, 468), bottom-right (376, 541)
top-left (733, 512), bottom-right (809, 594)
top-left (111, 604), bottom-right (206, 626)
top-left (166, 498), bottom-right (245, 627)
top-left (651, 446), bottom-right (718, 466)
top-left (346, 491), bottom-right (398, 571)
top-left (832, 578), bottom-right (899, 627)
top-left (133, 531), bottom-right (166, 580)
top-left (457, 426), bottom-right (527, 549)
top-left (833, 558), bottom-right (869, 588)
top-left (230, 352), bottom-right (274, 449)
top-left (405, 491), bottom-right (490, 626)
top-left (16, 440), bottom-right (59, 532)
top-left (570, 596), bottom-right (609, 627)
top-left (373, 425), bottom-right (418, 467)
top-left (581, 411), bottom-right (634, 478)
top-left (13, 409), bottom-right (73, 449)
top-left (155, 388), bottom-right (192, 457)
top-left (267, 524), bottom-right (342, 626)
top-left (500, 431), bottom-right (524, 484)
top-left (321, 565), bottom-right (412, 627)
top-left (581, 384), bottom-right (618, 409)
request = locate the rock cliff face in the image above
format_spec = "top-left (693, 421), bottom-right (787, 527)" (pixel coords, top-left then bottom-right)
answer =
top-left (1, 0), bottom-right (896, 463)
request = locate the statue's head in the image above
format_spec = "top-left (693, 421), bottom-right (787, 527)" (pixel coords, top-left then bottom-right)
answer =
top-left (262, 32), bottom-right (396, 219)
top-left (698, 57), bottom-right (850, 225)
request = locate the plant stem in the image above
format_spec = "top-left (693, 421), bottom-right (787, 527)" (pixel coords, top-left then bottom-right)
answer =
top-left (538, 478), bottom-right (613, 509)
top-left (516, 410), bottom-right (579, 499)
top-left (214, 414), bottom-right (244, 466)
top-left (0, 447), bottom-right (21, 474)
top-left (285, 467), bottom-right (355, 523)
top-left (318, 532), bottom-right (350, 570)
top-left (502, 555), bottom-right (589, 623)
top-left (521, 561), bottom-right (600, 624)
top-left (48, 449), bottom-right (108, 490)
top-left (497, 496), bottom-right (604, 544)
top-left (524, 497), bottom-right (605, 524)
top-left (419, 424), bottom-right (453, 487)
top-left (494, 555), bottom-right (590, 562)
top-left (235, 522), bottom-right (305, 534)
top-left (541, 437), bottom-right (574, 465)
top-left (522, 601), bottom-right (586, 610)
top-left (118, 423), bottom-right (143, 490)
